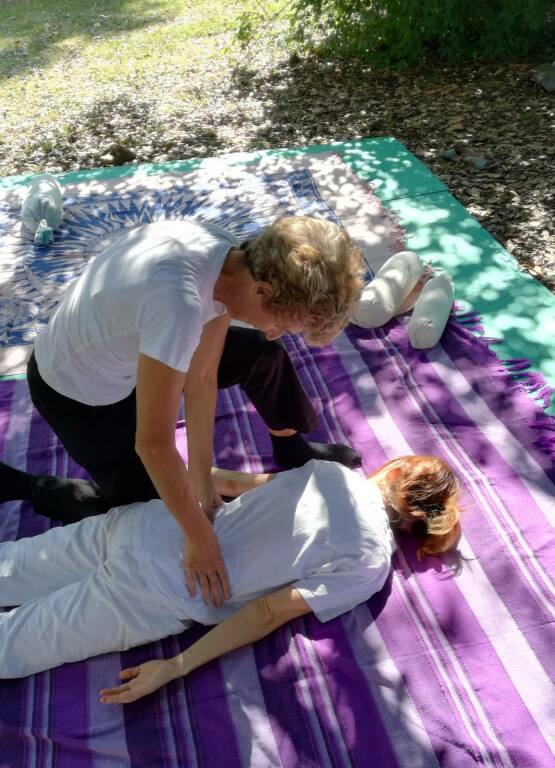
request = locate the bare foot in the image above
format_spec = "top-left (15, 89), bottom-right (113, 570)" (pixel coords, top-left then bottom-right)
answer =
top-left (396, 266), bottom-right (435, 315)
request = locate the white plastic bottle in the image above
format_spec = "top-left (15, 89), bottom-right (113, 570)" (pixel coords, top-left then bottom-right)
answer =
top-left (407, 272), bottom-right (455, 349)
top-left (351, 250), bottom-right (424, 328)
top-left (21, 173), bottom-right (64, 245)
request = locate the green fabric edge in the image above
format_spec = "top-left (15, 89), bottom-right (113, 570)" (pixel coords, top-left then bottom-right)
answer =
top-left (386, 192), bottom-right (555, 413)
top-left (0, 137), bottom-right (447, 201)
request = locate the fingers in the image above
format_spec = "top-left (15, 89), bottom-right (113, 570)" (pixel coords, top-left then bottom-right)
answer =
top-left (206, 567), bottom-right (230, 607)
top-left (119, 666), bottom-right (139, 680)
top-left (185, 566), bottom-right (197, 598)
top-left (185, 541), bottom-right (231, 605)
top-left (100, 684), bottom-right (131, 696)
top-left (100, 689), bottom-right (137, 705)
top-left (189, 563), bottom-right (230, 606)
top-left (99, 683), bottom-right (138, 705)
top-left (200, 570), bottom-right (223, 607)
top-left (184, 524), bottom-right (224, 600)
top-left (218, 565), bottom-right (231, 601)
top-left (199, 572), bottom-right (213, 606)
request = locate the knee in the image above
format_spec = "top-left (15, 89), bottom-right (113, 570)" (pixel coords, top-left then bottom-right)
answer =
top-left (218, 327), bottom-right (291, 391)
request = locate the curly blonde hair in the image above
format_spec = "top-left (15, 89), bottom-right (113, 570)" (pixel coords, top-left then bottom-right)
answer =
top-left (242, 216), bottom-right (364, 346)
top-left (371, 455), bottom-right (462, 560)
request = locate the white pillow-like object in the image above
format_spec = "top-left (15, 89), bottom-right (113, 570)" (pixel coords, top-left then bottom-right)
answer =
top-left (21, 173), bottom-right (64, 233)
top-left (408, 272), bottom-right (454, 349)
top-left (351, 250), bottom-right (423, 328)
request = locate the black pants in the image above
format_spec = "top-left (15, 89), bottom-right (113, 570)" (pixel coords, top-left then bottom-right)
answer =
top-left (27, 327), bottom-right (317, 508)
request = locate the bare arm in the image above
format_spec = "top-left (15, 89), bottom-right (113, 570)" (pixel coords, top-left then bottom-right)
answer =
top-left (184, 313), bottom-right (230, 511)
top-left (135, 353), bottom-right (196, 532)
top-left (99, 586), bottom-right (311, 705)
top-left (210, 466), bottom-right (276, 498)
top-left (135, 313), bottom-right (231, 606)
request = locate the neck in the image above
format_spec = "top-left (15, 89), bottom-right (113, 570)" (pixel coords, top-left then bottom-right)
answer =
top-left (213, 248), bottom-right (249, 305)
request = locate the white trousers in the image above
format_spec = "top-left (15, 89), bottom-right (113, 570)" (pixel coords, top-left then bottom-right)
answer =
top-left (0, 506), bottom-right (186, 678)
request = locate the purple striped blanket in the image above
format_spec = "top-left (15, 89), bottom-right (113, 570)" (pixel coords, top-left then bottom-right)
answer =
top-left (0, 316), bottom-right (554, 768)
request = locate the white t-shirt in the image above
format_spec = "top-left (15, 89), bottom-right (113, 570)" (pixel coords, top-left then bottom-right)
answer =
top-left (136, 460), bottom-right (395, 625)
top-left (34, 220), bottom-right (238, 406)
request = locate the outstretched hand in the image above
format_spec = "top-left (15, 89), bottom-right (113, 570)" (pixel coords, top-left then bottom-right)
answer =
top-left (100, 659), bottom-right (178, 705)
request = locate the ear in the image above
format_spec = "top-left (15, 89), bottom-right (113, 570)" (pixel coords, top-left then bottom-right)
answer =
top-left (254, 281), bottom-right (273, 299)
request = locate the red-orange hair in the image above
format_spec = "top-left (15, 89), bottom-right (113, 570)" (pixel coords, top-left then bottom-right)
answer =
top-left (370, 455), bottom-right (462, 560)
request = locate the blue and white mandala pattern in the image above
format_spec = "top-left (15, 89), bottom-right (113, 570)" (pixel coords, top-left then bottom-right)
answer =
top-left (0, 168), bottom-right (341, 347)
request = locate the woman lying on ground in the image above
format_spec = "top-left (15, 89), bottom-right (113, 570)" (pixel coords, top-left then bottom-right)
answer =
top-left (0, 455), bottom-right (461, 692)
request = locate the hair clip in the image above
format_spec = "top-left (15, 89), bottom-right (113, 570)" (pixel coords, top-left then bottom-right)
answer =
top-left (411, 518), bottom-right (428, 537)
top-left (424, 503), bottom-right (443, 518)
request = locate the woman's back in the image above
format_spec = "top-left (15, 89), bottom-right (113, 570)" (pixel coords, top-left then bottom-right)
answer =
top-left (138, 460), bottom-right (396, 625)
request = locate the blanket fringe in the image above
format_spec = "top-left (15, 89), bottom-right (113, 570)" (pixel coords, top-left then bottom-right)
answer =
top-left (452, 307), bottom-right (555, 445)
top-left (454, 311), bottom-right (485, 336)
top-left (533, 435), bottom-right (555, 461)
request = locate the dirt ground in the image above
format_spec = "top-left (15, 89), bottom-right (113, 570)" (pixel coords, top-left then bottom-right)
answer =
top-left (2, 38), bottom-right (553, 290)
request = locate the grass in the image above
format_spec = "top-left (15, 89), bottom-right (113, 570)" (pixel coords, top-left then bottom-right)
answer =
top-left (0, 1), bottom-right (244, 69)
top-left (0, 0), bottom-right (260, 170)
top-left (0, 0), bottom-right (551, 298)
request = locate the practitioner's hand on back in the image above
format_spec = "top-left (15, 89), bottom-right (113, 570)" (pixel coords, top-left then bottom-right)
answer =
top-left (185, 513), bottom-right (230, 607)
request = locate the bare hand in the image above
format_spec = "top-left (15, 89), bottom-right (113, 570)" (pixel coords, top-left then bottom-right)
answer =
top-left (185, 514), bottom-right (230, 607)
top-left (99, 659), bottom-right (177, 705)
top-left (210, 485), bottom-right (223, 513)
top-left (193, 478), bottom-right (222, 521)
top-left (200, 484), bottom-right (223, 523)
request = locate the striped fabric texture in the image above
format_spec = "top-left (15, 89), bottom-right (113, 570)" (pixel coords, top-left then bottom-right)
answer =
top-left (0, 314), bottom-right (554, 768)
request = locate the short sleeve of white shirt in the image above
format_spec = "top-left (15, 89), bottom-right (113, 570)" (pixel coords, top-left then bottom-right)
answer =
top-left (138, 288), bottom-right (204, 373)
top-left (295, 552), bottom-right (391, 623)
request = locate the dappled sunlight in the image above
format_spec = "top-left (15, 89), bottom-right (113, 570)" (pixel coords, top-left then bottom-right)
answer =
top-left (0, 1), bottom-right (248, 180)
top-left (237, 576), bottom-right (441, 766)
top-left (3, 151), bottom-right (401, 353)
top-left (0, 2), bottom-right (552, 758)
top-left (0, 345), bottom-right (31, 378)
top-left (496, 311), bottom-right (536, 332)
top-left (374, 190), bottom-right (555, 406)
top-left (353, 371), bottom-right (375, 394)
top-left (437, 233), bottom-right (483, 263)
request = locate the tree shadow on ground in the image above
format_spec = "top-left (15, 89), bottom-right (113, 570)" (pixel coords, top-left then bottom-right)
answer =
top-left (0, 0), bottom-right (170, 81)
top-left (26, 93), bottom-right (225, 170)
top-left (227, 54), bottom-right (554, 291)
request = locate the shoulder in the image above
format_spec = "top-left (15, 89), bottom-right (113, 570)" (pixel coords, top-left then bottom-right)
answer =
top-left (309, 459), bottom-right (365, 487)
top-left (147, 220), bottom-right (238, 247)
